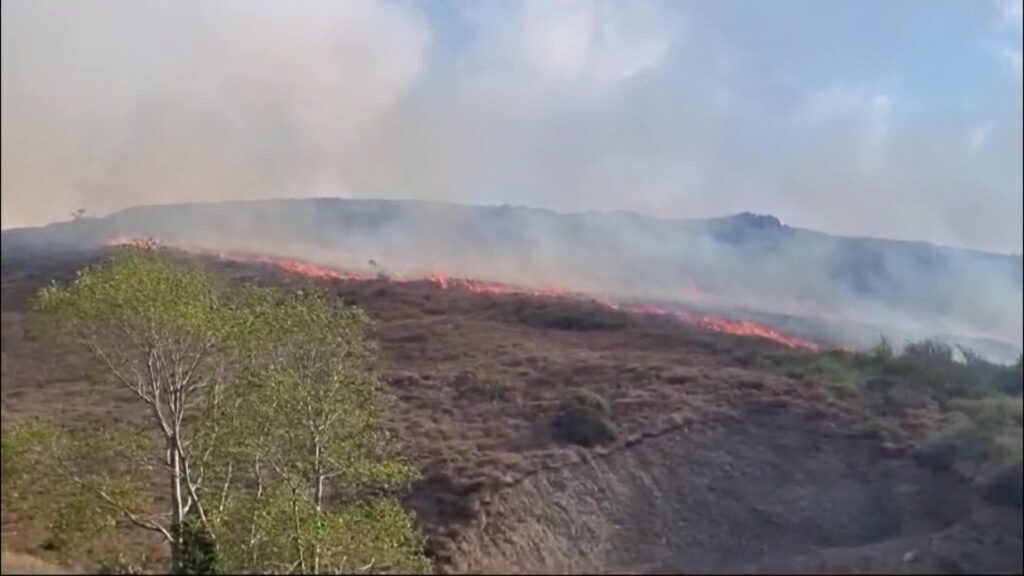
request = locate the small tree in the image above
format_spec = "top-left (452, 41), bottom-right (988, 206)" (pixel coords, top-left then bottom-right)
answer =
top-left (209, 288), bottom-right (428, 574)
top-left (2, 419), bottom-right (152, 564)
top-left (30, 248), bottom-right (428, 573)
top-left (33, 244), bottom-right (231, 571)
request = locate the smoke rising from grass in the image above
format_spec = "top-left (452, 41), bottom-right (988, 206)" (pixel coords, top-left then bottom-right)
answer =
top-left (2, 0), bottom-right (1022, 252)
top-left (1, 1), bottom-right (1021, 359)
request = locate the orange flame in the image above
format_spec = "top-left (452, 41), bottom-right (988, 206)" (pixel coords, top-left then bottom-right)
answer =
top-left (104, 235), bottom-right (820, 350)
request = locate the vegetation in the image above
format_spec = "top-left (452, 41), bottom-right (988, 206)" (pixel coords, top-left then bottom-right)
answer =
top-left (4, 243), bottom-right (428, 573)
top-left (518, 303), bottom-right (629, 332)
top-left (765, 337), bottom-right (1023, 508)
top-left (3, 241), bottom-right (1021, 571)
top-left (552, 390), bottom-right (617, 448)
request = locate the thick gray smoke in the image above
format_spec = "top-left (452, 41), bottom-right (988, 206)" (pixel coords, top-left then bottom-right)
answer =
top-left (2, 1), bottom-right (1022, 360)
top-left (3, 198), bottom-right (1020, 362)
top-left (2, 0), bottom-right (1022, 253)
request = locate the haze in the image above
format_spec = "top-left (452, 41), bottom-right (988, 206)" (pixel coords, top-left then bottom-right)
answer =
top-left (2, 0), bottom-right (1022, 254)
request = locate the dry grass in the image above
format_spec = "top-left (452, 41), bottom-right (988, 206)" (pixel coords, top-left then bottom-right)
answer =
top-left (0, 249), bottom-right (900, 570)
top-left (0, 550), bottom-right (72, 575)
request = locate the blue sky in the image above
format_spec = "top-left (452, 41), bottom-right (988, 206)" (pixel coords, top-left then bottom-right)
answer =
top-left (2, 0), bottom-right (1022, 252)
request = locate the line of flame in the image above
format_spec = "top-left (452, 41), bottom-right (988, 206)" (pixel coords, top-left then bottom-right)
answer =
top-left (104, 235), bottom-right (820, 350)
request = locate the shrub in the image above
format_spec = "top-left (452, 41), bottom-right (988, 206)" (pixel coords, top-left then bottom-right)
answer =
top-left (521, 305), bottom-right (628, 332)
top-left (869, 336), bottom-right (894, 363)
top-left (994, 355), bottom-right (1023, 396)
top-left (552, 390), bottom-right (617, 447)
top-left (866, 339), bottom-right (1018, 411)
top-left (921, 396), bottom-right (1023, 481)
top-left (983, 460), bottom-right (1023, 509)
top-left (95, 553), bottom-right (146, 575)
top-left (902, 340), bottom-right (955, 364)
top-left (176, 514), bottom-right (218, 575)
top-left (451, 370), bottom-right (513, 402)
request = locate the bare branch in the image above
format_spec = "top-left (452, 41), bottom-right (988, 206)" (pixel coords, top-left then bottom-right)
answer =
top-left (216, 462), bottom-right (234, 517)
top-left (55, 459), bottom-right (173, 543)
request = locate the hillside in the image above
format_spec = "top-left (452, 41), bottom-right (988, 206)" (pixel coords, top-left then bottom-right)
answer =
top-left (2, 198), bottom-right (1021, 362)
top-left (2, 241), bottom-right (1021, 574)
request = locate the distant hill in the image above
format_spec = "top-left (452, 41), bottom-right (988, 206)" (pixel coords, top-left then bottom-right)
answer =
top-left (3, 198), bottom-right (1021, 361)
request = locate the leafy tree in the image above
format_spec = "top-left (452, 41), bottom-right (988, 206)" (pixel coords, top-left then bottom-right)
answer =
top-left (28, 246), bottom-right (428, 573)
top-left (207, 288), bottom-right (428, 574)
top-left (2, 419), bottom-right (60, 525)
top-left (2, 419), bottom-right (152, 564)
top-left (33, 244), bottom-right (230, 570)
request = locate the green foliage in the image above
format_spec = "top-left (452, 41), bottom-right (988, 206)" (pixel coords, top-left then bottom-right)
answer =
top-left (766, 337), bottom-right (1023, 500)
top-left (24, 249), bottom-right (429, 574)
top-left (33, 245), bottom-right (227, 346)
top-left (1, 419), bottom-right (60, 520)
top-left (553, 390), bottom-right (617, 448)
top-left (921, 396), bottom-right (1023, 479)
top-left (762, 348), bottom-right (864, 391)
top-left (200, 286), bottom-right (427, 573)
top-left (860, 339), bottom-right (1019, 412)
top-left (50, 425), bottom-right (153, 556)
top-left (2, 420), bottom-right (153, 562)
top-left (818, 338), bottom-right (1024, 497)
top-left (175, 514), bottom-right (218, 575)
top-left (326, 499), bottom-right (431, 574)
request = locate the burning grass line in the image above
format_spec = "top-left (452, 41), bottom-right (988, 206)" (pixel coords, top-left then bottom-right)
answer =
top-left (104, 235), bottom-right (820, 350)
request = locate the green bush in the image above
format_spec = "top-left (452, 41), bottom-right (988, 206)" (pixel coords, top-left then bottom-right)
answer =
top-left (862, 339), bottom-right (1020, 411)
top-left (552, 390), bottom-right (617, 447)
top-left (175, 514), bottom-right (218, 575)
top-left (921, 396), bottom-right (1023, 482)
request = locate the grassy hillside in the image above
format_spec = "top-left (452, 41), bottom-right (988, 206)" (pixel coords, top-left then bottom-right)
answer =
top-left (2, 247), bottom-right (1021, 573)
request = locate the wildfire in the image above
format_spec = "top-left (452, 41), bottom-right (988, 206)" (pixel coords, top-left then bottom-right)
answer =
top-left (104, 235), bottom-right (819, 350)
top-left (693, 316), bottom-right (816, 350)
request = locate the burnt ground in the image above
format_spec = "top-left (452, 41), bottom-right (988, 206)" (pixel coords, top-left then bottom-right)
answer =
top-left (2, 247), bottom-right (1021, 574)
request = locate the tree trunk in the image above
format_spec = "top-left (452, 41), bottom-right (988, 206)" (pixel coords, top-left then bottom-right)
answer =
top-left (170, 443), bottom-right (184, 573)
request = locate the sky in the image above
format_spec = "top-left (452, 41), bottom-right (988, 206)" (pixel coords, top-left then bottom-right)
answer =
top-left (2, 0), bottom-right (1022, 253)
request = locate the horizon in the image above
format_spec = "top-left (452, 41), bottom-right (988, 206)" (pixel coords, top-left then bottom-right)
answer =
top-left (2, 0), bottom-right (1022, 253)
top-left (4, 194), bottom-right (1024, 259)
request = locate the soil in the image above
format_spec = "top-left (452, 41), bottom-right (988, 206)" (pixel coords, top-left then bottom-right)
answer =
top-left (2, 246), bottom-right (1021, 574)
